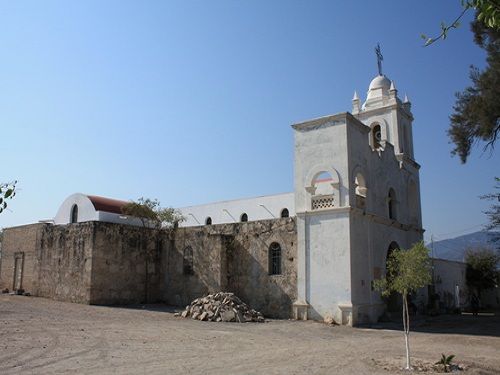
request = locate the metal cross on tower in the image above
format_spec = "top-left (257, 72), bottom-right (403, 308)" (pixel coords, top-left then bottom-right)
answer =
top-left (375, 43), bottom-right (383, 76)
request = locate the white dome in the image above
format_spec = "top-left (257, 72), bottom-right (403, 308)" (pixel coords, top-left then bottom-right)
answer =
top-left (363, 74), bottom-right (392, 108)
top-left (368, 75), bottom-right (391, 91)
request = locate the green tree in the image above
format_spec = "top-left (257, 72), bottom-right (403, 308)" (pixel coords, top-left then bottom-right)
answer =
top-left (0, 181), bottom-right (16, 214)
top-left (421, 2), bottom-right (500, 163)
top-left (481, 177), bottom-right (500, 244)
top-left (465, 247), bottom-right (500, 298)
top-left (121, 197), bottom-right (184, 229)
top-left (448, 18), bottom-right (500, 163)
top-left (374, 242), bottom-right (432, 370)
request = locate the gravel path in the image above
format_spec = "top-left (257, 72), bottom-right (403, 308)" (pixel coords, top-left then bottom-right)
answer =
top-left (1, 295), bottom-right (499, 374)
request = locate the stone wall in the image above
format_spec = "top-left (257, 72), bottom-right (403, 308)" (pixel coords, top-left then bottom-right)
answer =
top-left (1, 219), bottom-right (298, 319)
top-left (34, 223), bottom-right (94, 303)
top-left (0, 224), bottom-right (45, 293)
top-left (166, 218), bottom-right (297, 318)
top-left (90, 223), bottom-right (166, 305)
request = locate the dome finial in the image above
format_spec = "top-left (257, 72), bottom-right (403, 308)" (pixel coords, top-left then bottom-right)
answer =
top-left (390, 80), bottom-right (396, 91)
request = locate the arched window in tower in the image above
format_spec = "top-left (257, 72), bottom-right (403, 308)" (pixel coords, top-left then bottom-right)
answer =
top-left (268, 242), bottom-right (282, 275)
top-left (70, 204), bottom-right (78, 224)
top-left (388, 189), bottom-right (397, 220)
top-left (205, 217), bottom-right (212, 225)
top-left (183, 246), bottom-right (194, 275)
top-left (372, 124), bottom-right (382, 149)
top-left (280, 208), bottom-right (289, 218)
top-left (240, 213), bottom-right (248, 222)
top-left (311, 171), bottom-right (335, 210)
top-left (354, 173), bottom-right (367, 209)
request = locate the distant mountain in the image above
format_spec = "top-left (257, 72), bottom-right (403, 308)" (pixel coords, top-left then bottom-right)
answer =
top-left (426, 231), bottom-right (497, 262)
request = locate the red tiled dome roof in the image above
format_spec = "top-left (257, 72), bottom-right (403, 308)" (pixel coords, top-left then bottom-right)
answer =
top-left (87, 195), bottom-right (129, 214)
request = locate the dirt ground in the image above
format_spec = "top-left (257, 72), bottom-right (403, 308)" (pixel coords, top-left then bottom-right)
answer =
top-left (1, 295), bottom-right (499, 375)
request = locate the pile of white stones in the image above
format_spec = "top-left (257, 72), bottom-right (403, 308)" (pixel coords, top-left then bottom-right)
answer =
top-left (178, 292), bottom-right (265, 323)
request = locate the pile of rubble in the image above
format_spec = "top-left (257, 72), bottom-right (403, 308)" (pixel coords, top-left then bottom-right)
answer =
top-left (177, 292), bottom-right (265, 323)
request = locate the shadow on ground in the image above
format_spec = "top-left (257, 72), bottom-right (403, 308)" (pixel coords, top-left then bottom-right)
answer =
top-left (361, 312), bottom-right (500, 337)
top-left (100, 303), bottom-right (181, 314)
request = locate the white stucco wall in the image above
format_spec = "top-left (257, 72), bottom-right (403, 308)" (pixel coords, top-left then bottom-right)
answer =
top-left (292, 74), bottom-right (424, 325)
top-left (347, 91), bottom-right (424, 323)
top-left (305, 210), bottom-right (352, 322)
top-left (178, 192), bottom-right (294, 227)
top-left (293, 114), bottom-right (353, 323)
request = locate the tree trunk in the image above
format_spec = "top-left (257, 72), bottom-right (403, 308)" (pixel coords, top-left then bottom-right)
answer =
top-left (402, 292), bottom-right (411, 370)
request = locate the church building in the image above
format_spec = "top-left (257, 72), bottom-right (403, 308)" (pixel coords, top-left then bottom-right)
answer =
top-left (177, 71), bottom-right (424, 323)
top-left (0, 70), bottom-right (425, 325)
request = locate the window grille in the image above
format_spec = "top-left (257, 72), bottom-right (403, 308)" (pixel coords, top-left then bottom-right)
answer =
top-left (269, 242), bottom-right (282, 275)
top-left (311, 195), bottom-right (334, 210)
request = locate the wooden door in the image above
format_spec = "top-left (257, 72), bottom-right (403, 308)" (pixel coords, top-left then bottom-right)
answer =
top-left (12, 252), bottom-right (24, 291)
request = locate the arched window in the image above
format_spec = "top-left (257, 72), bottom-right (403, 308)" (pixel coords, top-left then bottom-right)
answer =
top-left (240, 213), bottom-right (248, 222)
top-left (372, 124), bottom-right (382, 149)
top-left (280, 208), bottom-right (289, 218)
top-left (183, 246), bottom-right (194, 275)
top-left (268, 242), bottom-right (282, 275)
top-left (205, 217), bottom-right (212, 225)
top-left (70, 204), bottom-right (78, 224)
top-left (354, 173), bottom-right (367, 209)
top-left (388, 189), bottom-right (397, 220)
top-left (310, 171), bottom-right (335, 210)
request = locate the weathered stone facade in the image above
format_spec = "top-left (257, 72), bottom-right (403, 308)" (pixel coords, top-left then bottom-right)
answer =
top-left (166, 218), bottom-right (296, 318)
top-left (0, 218), bottom-right (297, 318)
top-left (35, 223), bottom-right (94, 303)
top-left (0, 223), bottom-right (43, 294)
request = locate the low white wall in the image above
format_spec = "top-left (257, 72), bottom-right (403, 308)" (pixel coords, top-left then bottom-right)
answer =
top-left (433, 258), bottom-right (500, 309)
top-left (433, 258), bottom-right (466, 309)
top-left (178, 192), bottom-right (294, 227)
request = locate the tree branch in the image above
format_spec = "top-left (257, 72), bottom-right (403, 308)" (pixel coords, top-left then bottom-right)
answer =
top-left (422, 6), bottom-right (471, 46)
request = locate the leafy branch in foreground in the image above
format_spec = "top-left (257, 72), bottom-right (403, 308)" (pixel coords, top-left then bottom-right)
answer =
top-left (0, 181), bottom-right (17, 214)
top-left (421, 0), bottom-right (500, 46)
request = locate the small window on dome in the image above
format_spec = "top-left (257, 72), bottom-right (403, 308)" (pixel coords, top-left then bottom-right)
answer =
top-left (205, 217), bottom-right (212, 225)
top-left (70, 204), bottom-right (78, 224)
top-left (240, 213), bottom-right (248, 222)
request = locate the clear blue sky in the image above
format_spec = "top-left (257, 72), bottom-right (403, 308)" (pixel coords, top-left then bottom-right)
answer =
top-left (1, 1), bottom-right (497, 242)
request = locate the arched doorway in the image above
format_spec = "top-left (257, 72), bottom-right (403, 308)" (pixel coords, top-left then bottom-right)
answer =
top-left (385, 241), bottom-right (402, 312)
